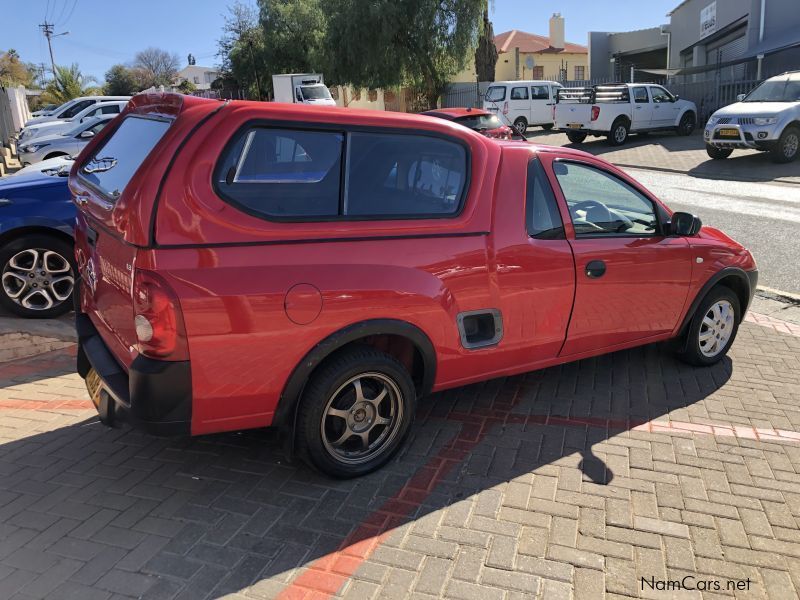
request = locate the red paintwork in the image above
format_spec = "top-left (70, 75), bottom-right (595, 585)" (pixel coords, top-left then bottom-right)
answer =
top-left (421, 108), bottom-right (514, 140)
top-left (70, 94), bottom-right (756, 436)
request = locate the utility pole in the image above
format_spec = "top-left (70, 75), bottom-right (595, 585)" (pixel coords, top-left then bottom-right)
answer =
top-left (39, 21), bottom-right (69, 77)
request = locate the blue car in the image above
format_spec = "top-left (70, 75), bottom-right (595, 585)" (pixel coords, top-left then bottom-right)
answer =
top-left (0, 170), bottom-right (75, 318)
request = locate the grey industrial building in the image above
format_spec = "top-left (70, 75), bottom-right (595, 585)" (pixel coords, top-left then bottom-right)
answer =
top-left (589, 0), bottom-right (800, 83)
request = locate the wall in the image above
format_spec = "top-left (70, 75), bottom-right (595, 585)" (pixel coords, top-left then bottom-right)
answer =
top-left (494, 51), bottom-right (588, 81)
top-left (668, 0), bottom-right (750, 69)
top-left (589, 27), bottom-right (666, 79)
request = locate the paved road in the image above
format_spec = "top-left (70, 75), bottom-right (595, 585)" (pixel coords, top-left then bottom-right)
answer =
top-left (622, 168), bottom-right (800, 295)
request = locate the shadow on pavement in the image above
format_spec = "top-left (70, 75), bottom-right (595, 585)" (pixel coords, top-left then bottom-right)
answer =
top-left (0, 340), bottom-right (733, 599)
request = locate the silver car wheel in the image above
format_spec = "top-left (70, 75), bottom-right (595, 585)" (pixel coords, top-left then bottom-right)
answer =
top-left (1, 248), bottom-right (74, 311)
top-left (783, 132), bottom-right (799, 159)
top-left (320, 372), bottom-right (404, 466)
top-left (614, 124), bottom-right (627, 143)
top-left (698, 300), bottom-right (735, 358)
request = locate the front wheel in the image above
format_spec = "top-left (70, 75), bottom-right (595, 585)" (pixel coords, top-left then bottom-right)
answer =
top-left (706, 145), bottom-right (733, 160)
top-left (676, 286), bottom-right (740, 366)
top-left (513, 117), bottom-right (528, 135)
top-left (769, 126), bottom-right (800, 163)
top-left (607, 119), bottom-right (629, 146)
top-left (566, 131), bottom-right (587, 144)
top-left (677, 112), bottom-right (696, 136)
top-left (296, 346), bottom-right (416, 478)
top-left (0, 234), bottom-right (76, 318)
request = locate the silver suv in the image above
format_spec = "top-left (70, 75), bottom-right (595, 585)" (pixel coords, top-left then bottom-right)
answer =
top-left (704, 71), bottom-right (800, 163)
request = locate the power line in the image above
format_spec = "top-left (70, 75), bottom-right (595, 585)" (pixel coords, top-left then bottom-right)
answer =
top-left (55, 0), bottom-right (69, 25)
top-left (60, 0), bottom-right (79, 28)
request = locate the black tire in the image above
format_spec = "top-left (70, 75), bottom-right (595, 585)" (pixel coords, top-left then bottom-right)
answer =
top-left (566, 131), bottom-right (587, 144)
top-left (43, 151), bottom-right (69, 161)
top-left (296, 346), bottom-right (416, 478)
top-left (513, 117), bottom-right (528, 135)
top-left (706, 145), bottom-right (733, 160)
top-left (541, 123), bottom-right (554, 131)
top-left (676, 286), bottom-right (741, 367)
top-left (769, 126), bottom-right (800, 164)
top-left (607, 119), bottom-right (629, 146)
top-left (676, 112), bottom-right (696, 136)
top-left (0, 234), bottom-right (76, 319)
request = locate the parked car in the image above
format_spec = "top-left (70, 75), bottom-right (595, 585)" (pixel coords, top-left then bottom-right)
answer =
top-left (483, 80), bottom-right (563, 134)
top-left (11, 156), bottom-right (74, 178)
top-left (421, 107), bottom-right (514, 140)
top-left (0, 170), bottom-right (75, 318)
top-left (72, 93), bottom-right (757, 478)
top-left (24, 96), bottom-right (131, 127)
top-left (704, 71), bottom-right (800, 163)
top-left (31, 103), bottom-right (58, 118)
top-left (18, 115), bottom-right (115, 165)
top-left (19, 100), bottom-right (129, 142)
top-left (272, 73), bottom-right (336, 106)
top-left (554, 83), bottom-right (697, 146)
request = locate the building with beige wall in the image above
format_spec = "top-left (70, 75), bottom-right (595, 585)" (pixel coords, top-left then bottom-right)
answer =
top-left (453, 13), bottom-right (589, 82)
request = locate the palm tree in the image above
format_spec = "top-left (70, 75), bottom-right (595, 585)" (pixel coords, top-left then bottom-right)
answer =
top-left (42, 64), bottom-right (100, 104)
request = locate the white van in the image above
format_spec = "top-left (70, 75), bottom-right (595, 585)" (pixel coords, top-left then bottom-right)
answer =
top-left (483, 80), bottom-right (563, 134)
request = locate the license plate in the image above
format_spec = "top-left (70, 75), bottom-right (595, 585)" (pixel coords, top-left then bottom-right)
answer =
top-left (718, 128), bottom-right (739, 137)
top-left (567, 123), bottom-right (582, 129)
top-left (86, 368), bottom-right (103, 409)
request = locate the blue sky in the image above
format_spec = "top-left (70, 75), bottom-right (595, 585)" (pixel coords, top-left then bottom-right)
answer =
top-left (6, 0), bottom-right (679, 82)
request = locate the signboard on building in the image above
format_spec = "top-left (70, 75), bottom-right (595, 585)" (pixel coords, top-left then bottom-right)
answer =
top-left (700, 1), bottom-right (717, 39)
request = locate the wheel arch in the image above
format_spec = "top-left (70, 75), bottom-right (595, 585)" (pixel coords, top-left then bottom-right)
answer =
top-left (274, 318), bottom-right (437, 439)
top-left (677, 267), bottom-right (755, 341)
top-left (0, 225), bottom-right (74, 250)
top-left (42, 151), bottom-right (70, 161)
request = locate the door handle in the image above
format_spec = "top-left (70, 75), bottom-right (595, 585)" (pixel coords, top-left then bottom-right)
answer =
top-left (74, 193), bottom-right (89, 206)
top-left (585, 260), bottom-right (606, 278)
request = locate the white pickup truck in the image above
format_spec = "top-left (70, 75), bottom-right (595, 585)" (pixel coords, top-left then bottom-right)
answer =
top-left (554, 83), bottom-right (697, 146)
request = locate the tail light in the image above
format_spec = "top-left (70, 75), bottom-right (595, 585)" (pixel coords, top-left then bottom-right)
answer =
top-left (591, 105), bottom-right (600, 121)
top-left (502, 102), bottom-right (509, 115)
top-left (133, 270), bottom-right (189, 360)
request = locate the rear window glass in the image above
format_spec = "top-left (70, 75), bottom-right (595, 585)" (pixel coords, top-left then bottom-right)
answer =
top-left (345, 132), bottom-right (467, 217)
top-left (215, 128), bottom-right (343, 218)
top-left (455, 114), bottom-right (502, 130)
top-left (80, 116), bottom-right (171, 200)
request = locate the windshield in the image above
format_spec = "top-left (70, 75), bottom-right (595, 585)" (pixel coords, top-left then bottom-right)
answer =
top-left (301, 85), bottom-right (332, 100)
top-left (485, 86), bottom-right (506, 102)
top-left (743, 78), bottom-right (800, 102)
top-left (455, 114), bottom-right (503, 130)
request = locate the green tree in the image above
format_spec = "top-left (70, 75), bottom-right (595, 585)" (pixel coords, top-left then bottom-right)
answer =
top-left (42, 64), bottom-right (98, 104)
top-left (324, 0), bottom-right (485, 108)
top-left (475, 10), bottom-right (498, 82)
top-left (104, 64), bottom-right (139, 95)
top-left (177, 79), bottom-right (197, 94)
top-left (217, 2), bottom-right (263, 99)
top-left (0, 49), bottom-right (35, 87)
top-left (259, 0), bottom-right (326, 81)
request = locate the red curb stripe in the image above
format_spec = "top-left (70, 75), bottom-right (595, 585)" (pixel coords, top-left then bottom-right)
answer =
top-left (745, 312), bottom-right (800, 337)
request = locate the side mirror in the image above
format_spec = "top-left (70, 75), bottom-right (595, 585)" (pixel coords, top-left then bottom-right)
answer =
top-left (670, 211), bottom-right (702, 236)
top-left (736, 93), bottom-right (746, 102)
top-left (672, 94), bottom-right (679, 102)
top-left (79, 130), bottom-right (95, 139)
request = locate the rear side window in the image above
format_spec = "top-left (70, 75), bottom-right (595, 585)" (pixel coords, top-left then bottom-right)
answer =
top-left (531, 85), bottom-right (550, 100)
top-left (526, 160), bottom-right (564, 239)
top-left (633, 87), bottom-right (649, 103)
top-left (346, 132), bottom-right (466, 217)
top-left (510, 87), bottom-right (529, 100)
top-left (81, 116), bottom-right (171, 200)
top-left (215, 128), bottom-right (343, 218)
top-left (62, 99), bottom-right (95, 118)
top-left (216, 127), bottom-right (468, 220)
top-left (486, 86), bottom-right (506, 102)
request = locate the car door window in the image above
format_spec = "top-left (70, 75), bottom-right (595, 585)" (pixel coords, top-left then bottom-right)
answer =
top-left (531, 85), bottom-right (550, 100)
top-left (552, 161), bottom-right (659, 236)
top-left (650, 86), bottom-right (672, 103)
top-left (633, 87), bottom-right (649, 103)
top-left (61, 100), bottom-right (94, 118)
top-left (100, 105), bottom-right (121, 114)
top-left (88, 120), bottom-right (110, 135)
top-left (526, 160), bottom-right (564, 239)
top-left (510, 87), bottom-right (529, 100)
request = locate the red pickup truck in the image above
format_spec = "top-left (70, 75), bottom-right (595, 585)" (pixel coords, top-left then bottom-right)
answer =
top-left (71, 94), bottom-right (757, 478)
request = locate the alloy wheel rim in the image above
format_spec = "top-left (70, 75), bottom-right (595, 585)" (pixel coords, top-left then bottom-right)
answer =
top-left (1, 248), bottom-right (74, 311)
top-left (683, 116), bottom-right (694, 134)
top-left (320, 372), bottom-right (404, 465)
top-left (698, 300), bottom-right (735, 358)
top-left (515, 121), bottom-right (526, 134)
top-left (784, 133), bottom-right (798, 158)
top-left (615, 126), bottom-right (626, 142)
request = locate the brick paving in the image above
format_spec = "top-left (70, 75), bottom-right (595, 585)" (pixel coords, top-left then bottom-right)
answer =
top-left (0, 313), bottom-right (799, 599)
top-left (525, 130), bottom-right (800, 186)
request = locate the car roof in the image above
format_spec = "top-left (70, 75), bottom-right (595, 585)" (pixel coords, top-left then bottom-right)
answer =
top-left (489, 80), bottom-right (562, 86)
top-left (422, 107), bottom-right (493, 119)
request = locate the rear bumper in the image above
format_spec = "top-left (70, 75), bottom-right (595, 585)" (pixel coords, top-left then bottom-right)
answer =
top-left (76, 313), bottom-right (192, 435)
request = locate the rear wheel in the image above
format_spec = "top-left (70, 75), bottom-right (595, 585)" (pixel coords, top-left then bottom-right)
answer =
top-left (566, 131), bottom-right (587, 144)
top-left (706, 145), bottom-right (733, 160)
top-left (676, 286), bottom-right (740, 366)
top-left (513, 117), bottom-right (528, 135)
top-left (296, 346), bottom-right (416, 478)
top-left (0, 234), bottom-right (76, 319)
top-left (677, 112), bottom-right (696, 136)
top-left (769, 126), bottom-right (799, 163)
top-left (607, 119), bottom-right (629, 146)
top-left (541, 123), bottom-right (554, 131)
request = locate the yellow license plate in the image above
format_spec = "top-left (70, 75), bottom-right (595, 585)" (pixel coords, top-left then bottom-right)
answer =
top-left (567, 123), bottom-right (582, 129)
top-left (718, 128), bottom-right (739, 137)
top-left (86, 368), bottom-right (103, 409)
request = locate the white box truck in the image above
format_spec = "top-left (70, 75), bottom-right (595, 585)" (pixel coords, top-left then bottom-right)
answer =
top-left (272, 74), bottom-right (336, 106)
